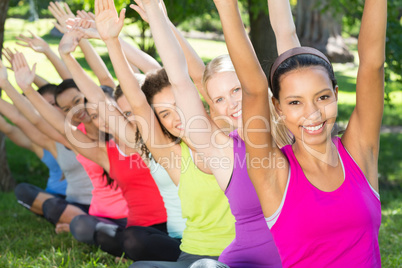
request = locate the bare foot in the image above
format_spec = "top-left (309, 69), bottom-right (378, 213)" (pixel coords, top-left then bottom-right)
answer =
top-left (55, 223), bottom-right (70, 234)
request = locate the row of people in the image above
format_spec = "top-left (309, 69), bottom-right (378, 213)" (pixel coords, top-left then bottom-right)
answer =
top-left (1, 0), bottom-right (385, 267)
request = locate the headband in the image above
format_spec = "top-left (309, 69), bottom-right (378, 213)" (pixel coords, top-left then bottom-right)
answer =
top-left (269, 47), bottom-right (331, 87)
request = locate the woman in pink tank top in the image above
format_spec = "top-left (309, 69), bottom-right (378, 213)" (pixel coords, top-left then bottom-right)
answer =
top-left (223, 0), bottom-right (386, 266)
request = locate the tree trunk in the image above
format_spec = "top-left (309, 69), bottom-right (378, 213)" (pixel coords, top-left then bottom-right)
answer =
top-left (296, 0), bottom-right (354, 63)
top-left (0, 0), bottom-right (15, 192)
top-left (247, 0), bottom-right (278, 80)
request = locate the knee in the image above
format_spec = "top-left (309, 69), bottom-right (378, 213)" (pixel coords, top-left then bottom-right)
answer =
top-left (188, 259), bottom-right (230, 268)
top-left (14, 183), bottom-right (40, 209)
top-left (70, 215), bottom-right (96, 244)
top-left (122, 227), bottom-right (146, 260)
top-left (42, 198), bottom-right (67, 225)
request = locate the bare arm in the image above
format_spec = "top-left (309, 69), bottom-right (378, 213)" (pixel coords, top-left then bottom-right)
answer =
top-left (131, 1), bottom-right (207, 98)
top-left (59, 29), bottom-right (138, 148)
top-left (0, 58), bottom-right (68, 146)
top-left (0, 114), bottom-right (37, 153)
top-left (0, 98), bottom-right (57, 155)
top-left (78, 38), bottom-right (116, 88)
top-left (268, 0), bottom-right (300, 54)
top-left (95, 0), bottom-right (178, 164)
top-left (16, 31), bottom-right (73, 80)
top-left (214, 0), bottom-right (288, 216)
top-left (119, 37), bottom-right (161, 73)
top-left (342, 0), bottom-right (387, 191)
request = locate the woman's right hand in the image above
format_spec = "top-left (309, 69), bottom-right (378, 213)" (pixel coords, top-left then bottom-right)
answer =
top-left (58, 29), bottom-right (84, 56)
top-left (95, 0), bottom-right (126, 41)
top-left (12, 52), bottom-right (36, 92)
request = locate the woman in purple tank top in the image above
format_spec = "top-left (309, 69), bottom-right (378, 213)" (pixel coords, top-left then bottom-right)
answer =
top-left (221, 0), bottom-right (386, 266)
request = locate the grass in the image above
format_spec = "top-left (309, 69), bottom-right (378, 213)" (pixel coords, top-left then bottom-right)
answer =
top-left (1, 18), bottom-right (401, 267)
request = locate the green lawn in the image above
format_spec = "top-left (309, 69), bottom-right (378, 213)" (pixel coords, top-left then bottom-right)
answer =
top-left (1, 18), bottom-right (401, 267)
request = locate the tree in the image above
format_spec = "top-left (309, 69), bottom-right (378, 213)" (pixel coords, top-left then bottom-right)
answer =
top-left (246, 0), bottom-right (277, 79)
top-left (296, 0), bottom-right (354, 63)
top-left (0, 0), bottom-right (15, 192)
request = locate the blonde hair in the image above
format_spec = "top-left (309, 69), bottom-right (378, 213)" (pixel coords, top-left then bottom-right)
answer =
top-left (202, 54), bottom-right (235, 99)
top-left (268, 88), bottom-right (294, 148)
top-left (204, 55), bottom-right (293, 148)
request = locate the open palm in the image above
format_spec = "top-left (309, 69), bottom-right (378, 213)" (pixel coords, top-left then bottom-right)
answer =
top-left (95, 0), bottom-right (126, 41)
top-left (12, 53), bottom-right (36, 91)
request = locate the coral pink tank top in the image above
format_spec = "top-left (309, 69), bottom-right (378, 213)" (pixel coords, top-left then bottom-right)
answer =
top-left (76, 123), bottom-right (128, 219)
top-left (268, 137), bottom-right (381, 267)
top-left (106, 139), bottom-right (167, 227)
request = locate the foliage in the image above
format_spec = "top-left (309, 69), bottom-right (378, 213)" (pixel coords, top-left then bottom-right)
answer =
top-left (327, 0), bottom-right (402, 105)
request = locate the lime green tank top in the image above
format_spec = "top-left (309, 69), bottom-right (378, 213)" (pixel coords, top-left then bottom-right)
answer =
top-left (178, 142), bottom-right (235, 256)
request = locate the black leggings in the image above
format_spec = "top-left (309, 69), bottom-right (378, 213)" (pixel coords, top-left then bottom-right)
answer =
top-left (95, 222), bottom-right (181, 261)
top-left (14, 182), bottom-right (88, 225)
top-left (70, 214), bottom-right (127, 244)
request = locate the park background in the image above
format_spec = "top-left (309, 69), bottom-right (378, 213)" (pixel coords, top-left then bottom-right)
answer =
top-left (0, 0), bottom-right (401, 267)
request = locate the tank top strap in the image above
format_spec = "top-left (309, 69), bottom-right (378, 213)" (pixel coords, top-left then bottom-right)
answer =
top-left (333, 136), bottom-right (380, 200)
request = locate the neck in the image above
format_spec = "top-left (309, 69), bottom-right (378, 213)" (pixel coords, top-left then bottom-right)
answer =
top-left (292, 137), bottom-right (339, 168)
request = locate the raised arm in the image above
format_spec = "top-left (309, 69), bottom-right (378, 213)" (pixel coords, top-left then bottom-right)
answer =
top-left (16, 31), bottom-right (73, 80)
top-left (142, 0), bottom-right (222, 147)
top-left (11, 52), bottom-right (110, 170)
top-left (342, 0), bottom-right (387, 191)
top-left (0, 58), bottom-right (68, 146)
top-left (95, 0), bottom-right (179, 165)
top-left (215, 0), bottom-right (288, 216)
top-left (3, 47), bottom-right (50, 87)
top-left (131, 0), bottom-right (206, 97)
top-left (119, 37), bottom-right (161, 73)
top-left (0, 98), bottom-right (57, 156)
top-left (0, 114), bottom-right (42, 156)
top-left (268, 0), bottom-right (300, 54)
top-left (78, 38), bottom-right (116, 88)
top-left (58, 29), bottom-right (137, 148)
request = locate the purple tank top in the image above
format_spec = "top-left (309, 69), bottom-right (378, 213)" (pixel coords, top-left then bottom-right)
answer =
top-left (218, 130), bottom-right (282, 268)
top-left (270, 137), bottom-right (381, 267)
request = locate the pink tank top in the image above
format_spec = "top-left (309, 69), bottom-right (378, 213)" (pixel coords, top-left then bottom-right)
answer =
top-left (76, 123), bottom-right (128, 219)
top-left (268, 137), bottom-right (381, 267)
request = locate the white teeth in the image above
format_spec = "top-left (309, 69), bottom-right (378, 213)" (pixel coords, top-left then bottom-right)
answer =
top-left (176, 124), bottom-right (183, 129)
top-left (232, 110), bottom-right (242, 117)
top-left (303, 123), bottom-right (324, 131)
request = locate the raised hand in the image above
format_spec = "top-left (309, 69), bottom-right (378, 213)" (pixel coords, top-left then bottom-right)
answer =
top-left (76, 10), bottom-right (95, 20)
top-left (12, 52), bottom-right (36, 91)
top-left (48, 1), bottom-right (75, 34)
top-left (66, 17), bottom-right (100, 39)
top-left (16, 31), bottom-right (50, 53)
top-left (0, 59), bottom-right (9, 86)
top-left (58, 28), bottom-right (84, 55)
top-left (130, 0), bottom-right (167, 24)
top-left (2, 47), bottom-right (17, 70)
top-left (95, 0), bottom-right (126, 41)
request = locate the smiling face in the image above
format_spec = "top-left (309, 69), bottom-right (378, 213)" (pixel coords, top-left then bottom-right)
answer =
top-left (152, 86), bottom-right (182, 138)
top-left (207, 71), bottom-right (242, 129)
top-left (85, 103), bottom-right (109, 134)
top-left (56, 87), bottom-right (91, 123)
top-left (274, 66), bottom-right (338, 147)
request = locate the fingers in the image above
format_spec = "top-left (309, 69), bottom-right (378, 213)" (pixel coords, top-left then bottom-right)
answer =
top-left (98, 0), bottom-right (104, 14)
top-left (64, 2), bottom-right (74, 16)
top-left (53, 21), bottom-right (64, 33)
top-left (15, 42), bottom-right (30, 48)
top-left (88, 12), bottom-right (95, 20)
top-left (119, 8), bottom-right (126, 23)
top-left (55, 1), bottom-right (67, 16)
top-left (16, 34), bottom-right (31, 43)
top-left (95, 0), bottom-right (99, 16)
top-left (31, 63), bottom-right (37, 75)
top-left (48, 2), bottom-right (62, 20)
